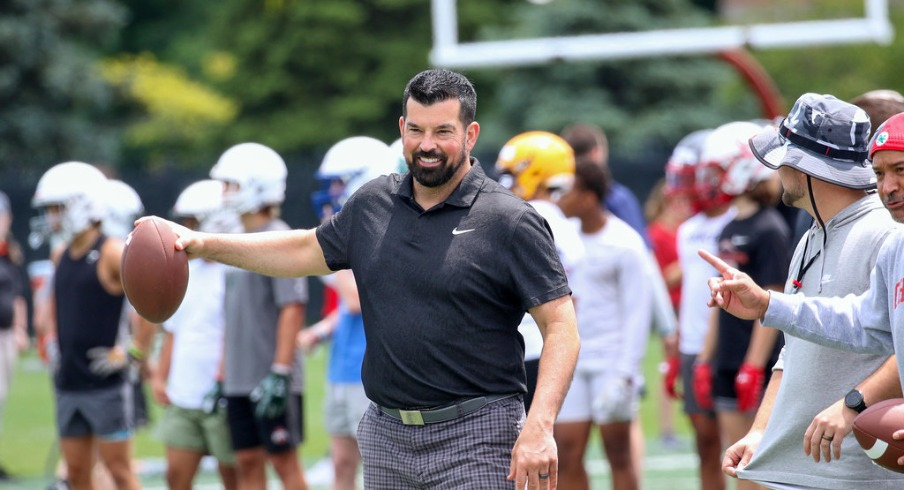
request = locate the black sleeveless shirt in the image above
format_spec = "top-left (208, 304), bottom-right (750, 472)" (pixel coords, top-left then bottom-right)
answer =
top-left (54, 235), bottom-right (126, 390)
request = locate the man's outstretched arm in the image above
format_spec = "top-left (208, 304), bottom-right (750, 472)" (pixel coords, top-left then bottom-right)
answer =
top-left (698, 249), bottom-right (893, 355)
top-left (142, 216), bottom-right (332, 278)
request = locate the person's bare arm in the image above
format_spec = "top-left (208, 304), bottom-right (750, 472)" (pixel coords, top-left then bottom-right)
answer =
top-left (13, 295), bottom-right (27, 350)
top-left (36, 294), bottom-right (56, 339)
top-left (274, 303), bottom-right (305, 369)
top-left (333, 269), bottom-right (360, 313)
top-left (144, 216), bottom-right (332, 278)
top-left (299, 270), bottom-right (358, 353)
top-left (100, 236), bottom-right (125, 295)
top-left (508, 294), bottom-right (580, 489)
top-left (698, 307), bottom-right (719, 364)
top-left (151, 331), bottom-right (173, 406)
top-left (297, 310), bottom-right (339, 354)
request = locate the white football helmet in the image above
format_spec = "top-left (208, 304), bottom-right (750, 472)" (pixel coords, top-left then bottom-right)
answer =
top-left (210, 143), bottom-right (287, 214)
top-left (696, 121), bottom-right (773, 210)
top-left (312, 136), bottom-right (397, 219)
top-left (173, 180), bottom-right (241, 233)
top-left (102, 180), bottom-right (144, 239)
top-left (30, 161), bottom-right (109, 248)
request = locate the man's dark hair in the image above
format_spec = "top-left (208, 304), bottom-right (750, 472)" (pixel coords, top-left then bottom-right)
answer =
top-left (574, 157), bottom-right (611, 202)
top-left (402, 69), bottom-right (477, 126)
top-left (851, 90), bottom-right (904, 138)
top-left (560, 123), bottom-right (609, 165)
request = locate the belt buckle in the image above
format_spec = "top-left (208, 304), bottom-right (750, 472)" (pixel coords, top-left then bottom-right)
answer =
top-left (398, 409), bottom-right (425, 426)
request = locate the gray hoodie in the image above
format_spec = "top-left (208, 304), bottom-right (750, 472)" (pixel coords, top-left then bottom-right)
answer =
top-left (739, 194), bottom-right (904, 488)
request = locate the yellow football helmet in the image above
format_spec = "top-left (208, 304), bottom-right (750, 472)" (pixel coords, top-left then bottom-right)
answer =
top-left (495, 131), bottom-right (575, 201)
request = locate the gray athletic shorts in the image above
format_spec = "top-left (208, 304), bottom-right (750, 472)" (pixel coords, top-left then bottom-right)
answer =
top-left (56, 383), bottom-right (133, 440)
top-left (325, 382), bottom-right (370, 437)
top-left (358, 395), bottom-right (524, 489)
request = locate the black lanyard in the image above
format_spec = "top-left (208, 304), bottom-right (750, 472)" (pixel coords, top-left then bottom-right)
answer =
top-left (792, 175), bottom-right (827, 292)
top-left (791, 233), bottom-right (821, 292)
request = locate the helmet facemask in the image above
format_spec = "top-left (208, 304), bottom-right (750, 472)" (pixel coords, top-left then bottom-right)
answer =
top-left (495, 131), bottom-right (575, 201)
top-left (694, 161), bottom-right (733, 212)
top-left (173, 179), bottom-right (241, 234)
top-left (210, 143), bottom-right (288, 216)
top-left (30, 161), bottom-right (108, 248)
top-left (313, 136), bottom-right (397, 221)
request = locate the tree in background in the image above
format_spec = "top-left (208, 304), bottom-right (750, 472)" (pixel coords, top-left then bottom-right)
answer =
top-left (100, 53), bottom-right (238, 172)
top-left (0, 0), bottom-right (127, 176)
top-left (198, 0), bottom-right (520, 154)
top-left (3, 0), bottom-right (902, 176)
top-left (473, 0), bottom-right (760, 156)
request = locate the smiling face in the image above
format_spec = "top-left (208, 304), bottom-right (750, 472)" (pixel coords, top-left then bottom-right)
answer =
top-left (399, 98), bottom-right (478, 189)
top-left (872, 149), bottom-right (904, 223)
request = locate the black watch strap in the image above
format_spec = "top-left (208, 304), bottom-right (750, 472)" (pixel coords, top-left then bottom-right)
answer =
top-left (845, 389), bottom-right (867, 414)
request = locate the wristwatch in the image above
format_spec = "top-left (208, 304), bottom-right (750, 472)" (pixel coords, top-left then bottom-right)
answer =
top-left (844, 389), bottom-right (867, 414)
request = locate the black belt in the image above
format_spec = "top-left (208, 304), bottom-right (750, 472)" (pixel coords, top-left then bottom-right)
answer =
top-left (378, 394), bottom-right (517, 426)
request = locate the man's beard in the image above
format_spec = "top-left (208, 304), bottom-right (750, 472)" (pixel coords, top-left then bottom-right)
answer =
top-left (781, 183), bottom-right (804, 207)
top-left (407, 148), bottom-right (467, 188)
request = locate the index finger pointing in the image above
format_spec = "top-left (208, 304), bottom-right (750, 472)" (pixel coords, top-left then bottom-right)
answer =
top-left (698, 249), bottom-right (731, 275)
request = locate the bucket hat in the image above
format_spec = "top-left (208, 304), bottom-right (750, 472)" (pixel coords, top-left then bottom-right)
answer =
top-left (749, 93), bottom-right (874, 189)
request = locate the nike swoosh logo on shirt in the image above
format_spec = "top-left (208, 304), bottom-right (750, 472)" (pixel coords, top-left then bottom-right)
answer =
top-left (452, 227), bottom-right (476, 235)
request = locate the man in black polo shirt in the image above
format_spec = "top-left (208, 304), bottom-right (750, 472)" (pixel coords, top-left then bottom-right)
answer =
top-left (153, 69), bottom-right (580, 489)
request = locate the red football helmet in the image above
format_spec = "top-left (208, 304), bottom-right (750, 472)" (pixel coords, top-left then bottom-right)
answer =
top-left (695, 121), bottom-right (771, 212)
top-left (665, 129), bottom-right (712, 213)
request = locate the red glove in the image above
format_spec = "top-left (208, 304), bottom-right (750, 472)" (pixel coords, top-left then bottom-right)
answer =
top-left (693, 362), bottom-right (714, 410)
top-left (735, 362), bottom-right (765, 412)
top-left (662, 356), bottom-right (681, 399)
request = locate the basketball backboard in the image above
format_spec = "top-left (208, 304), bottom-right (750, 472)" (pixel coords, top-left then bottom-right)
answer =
top-left (430, 0), bottom-right (893, 69)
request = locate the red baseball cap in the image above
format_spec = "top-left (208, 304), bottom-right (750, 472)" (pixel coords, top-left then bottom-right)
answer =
top-left (869, 112), bottom-right (904, 159)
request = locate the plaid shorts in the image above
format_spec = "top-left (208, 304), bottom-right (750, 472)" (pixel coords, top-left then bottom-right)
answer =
top-left (358, 395), bottom-right (525, 489)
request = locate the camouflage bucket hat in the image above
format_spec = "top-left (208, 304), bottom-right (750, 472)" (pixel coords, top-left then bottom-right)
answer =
top-left (749, 93), bottom-right (875, 190)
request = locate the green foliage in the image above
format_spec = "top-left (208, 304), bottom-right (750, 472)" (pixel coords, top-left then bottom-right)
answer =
top-left (473, 0), bottom-right (761, 155)
top-left (175, 0), bottom-right (521, 157)
top-left (6, 0), bottom-right (904, 176)
top-left (196, 0), bottom-right (429, 153)
top-left (0, 0), bottom-right (127, 176)
top-left (100, 53), bottom-right (238, 170)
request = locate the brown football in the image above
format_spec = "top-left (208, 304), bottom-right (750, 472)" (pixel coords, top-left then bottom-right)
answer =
top-left (852, 398), bottom-right (904, 473)
top-left (120, 217), bottom-right (189, 323)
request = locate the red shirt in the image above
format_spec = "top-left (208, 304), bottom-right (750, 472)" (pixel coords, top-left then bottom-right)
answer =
top-left (648, 222), bottom-right (681, 309)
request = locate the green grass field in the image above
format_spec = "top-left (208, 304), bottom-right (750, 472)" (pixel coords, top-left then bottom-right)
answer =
top-left (0, 339), bottom-right (703, 489)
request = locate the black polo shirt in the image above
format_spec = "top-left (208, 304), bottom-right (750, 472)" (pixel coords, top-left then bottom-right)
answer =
top-left (316, 159), bottom-right (571, 408)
